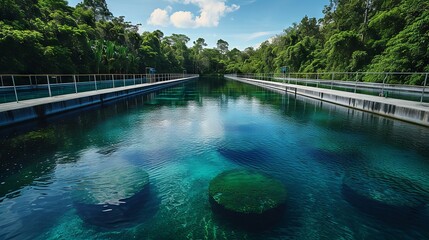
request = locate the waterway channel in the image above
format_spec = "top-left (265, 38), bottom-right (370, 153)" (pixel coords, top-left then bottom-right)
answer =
top-left (0, 77), bottom-right (428, 239)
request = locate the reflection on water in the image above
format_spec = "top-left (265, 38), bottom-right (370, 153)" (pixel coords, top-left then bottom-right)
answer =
top-left (0, 77), bottom-right (429, 239)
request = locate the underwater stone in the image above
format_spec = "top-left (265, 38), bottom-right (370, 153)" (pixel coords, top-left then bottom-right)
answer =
top-left (73, 166), bottom-right (150, 228)
top-left (74, 166), bottom-right (149, 205)
top-left (342, 170), bottom-right (428, 219)
top-left (209, 169), bottom-right (287, 216)
top-left (9, 128), bottom-right (60, 151)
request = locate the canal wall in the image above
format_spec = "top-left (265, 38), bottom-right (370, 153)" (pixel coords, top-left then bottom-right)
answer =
top-left (0, 76), bottom-right (198, 127)
top-left (225, 76), bottom-right (429, 127)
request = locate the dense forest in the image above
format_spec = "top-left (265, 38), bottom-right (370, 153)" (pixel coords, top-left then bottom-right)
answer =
top-left (0, 0), bottom-right (428, 83)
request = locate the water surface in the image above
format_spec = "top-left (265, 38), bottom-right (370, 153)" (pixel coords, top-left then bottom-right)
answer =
top-left (1, 77), bottom-right (428, 239)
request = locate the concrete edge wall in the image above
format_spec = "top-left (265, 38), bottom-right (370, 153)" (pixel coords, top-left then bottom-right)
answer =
top-left (226, 76), bottom-right (429, 127)
top-left (0, 77), bottom-right (198, 127)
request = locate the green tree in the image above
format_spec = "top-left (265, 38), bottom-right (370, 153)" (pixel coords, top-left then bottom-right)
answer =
top-left (216, 39), bottom-right (229, 55)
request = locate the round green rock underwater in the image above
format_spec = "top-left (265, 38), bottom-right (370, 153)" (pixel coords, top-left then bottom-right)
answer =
top-left (73, 164), bottom-right (150, 228)
top-left (208, 169), bottom-right (287, 228)
top-left (341, 170), bottom-right (428, 222)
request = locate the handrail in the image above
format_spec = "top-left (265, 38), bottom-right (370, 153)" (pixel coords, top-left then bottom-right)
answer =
top-left (230, 71), bottom-right (429, 75)
top-left (227, 72), bottom-right (428, 103)
top-left (0, 73), bottom-right (199, 77)
top-left (0, 73), bottom-right (199, 103)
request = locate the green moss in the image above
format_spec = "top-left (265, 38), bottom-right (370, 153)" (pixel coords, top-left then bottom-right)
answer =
top-left (209, 169), bottom-right (287, 214)
top-left (10, 128), bottom-right (59, 149)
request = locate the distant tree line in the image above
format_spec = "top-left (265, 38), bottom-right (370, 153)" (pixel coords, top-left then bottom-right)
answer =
top-left (229, 0), bottom-right (429, 84)
top-left (1, 0), bottom-right (428, 84)
top-left (0, 0), bottom-right (193, 74)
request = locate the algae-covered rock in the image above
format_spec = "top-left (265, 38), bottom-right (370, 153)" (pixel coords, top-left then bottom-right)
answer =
top-left (73, 165), bottom-right (150, 228)
top-left (209, 169), bottom-right (287, 215)
top-left (74, 166), bottom-right (149, 205)
top-left (10, 128), bottom-right (60, 149)
top-left (342, 170), bottom-right (427, 220)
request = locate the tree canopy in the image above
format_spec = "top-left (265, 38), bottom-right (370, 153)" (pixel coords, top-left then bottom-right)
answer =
top-left (0, 0), bottom-right (427, 84)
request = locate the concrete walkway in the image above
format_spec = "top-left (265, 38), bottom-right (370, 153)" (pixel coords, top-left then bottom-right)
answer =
top-left (0, 76), bottom-right (198, 127)
top-left (0, 77), bottom-right (195, 112)
top-left (225, 75), bottom-right (429, 127)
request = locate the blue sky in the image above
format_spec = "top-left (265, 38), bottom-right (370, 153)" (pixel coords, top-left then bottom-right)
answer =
top-left (67, 0), bottom-right (328, 50)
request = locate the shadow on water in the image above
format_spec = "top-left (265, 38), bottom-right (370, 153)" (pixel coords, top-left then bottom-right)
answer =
top-left (217, 147), bottom-right (271, 168)
top-left (307, 148), bottom-right (364, 171)
top-left (74, 182), bottom-right (160, 229)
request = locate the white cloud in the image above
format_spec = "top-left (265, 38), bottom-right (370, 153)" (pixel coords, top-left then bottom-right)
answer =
top-left (170, 11), bottom-right (196, 28)
top-left (147, 7), bottom-right (171, 26)
top-left (147, 0), bottom-right (240, 28)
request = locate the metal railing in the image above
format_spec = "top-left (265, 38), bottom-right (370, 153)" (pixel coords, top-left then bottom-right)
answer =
top-left (0, 73), bottom-right (198, 104)
top-left (230, 72), bottom-right (429, 103)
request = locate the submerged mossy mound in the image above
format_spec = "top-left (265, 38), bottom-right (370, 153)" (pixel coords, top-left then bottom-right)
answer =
top-left (74, 166), bottom-right (149, 205)
top-left (342, 170), bottom-right (428, 220)
top-left (73, 165), bottom-right (150, 228)
top-left (209, 169), bottom-right (287, 222)
top-left (6, 128), bottom-right (62, 156)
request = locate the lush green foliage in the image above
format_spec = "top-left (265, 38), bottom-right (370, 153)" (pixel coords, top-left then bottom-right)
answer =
top-left (226, 0), bottom-right (429, 84)
top-left (0, 0), bottom-right (192, 73)
top-left (1, 0), bottom-right (428, 84)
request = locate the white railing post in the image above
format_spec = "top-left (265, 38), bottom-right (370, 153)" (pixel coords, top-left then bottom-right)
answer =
top-left (46, 75), bottom-right (52, 97)
top-left (354, 73), bottom-right (359, 93)
top-left (381, 73), bottom-right (388, 96)
top-left (133, 74), bottom-right (136, 85)
top-left (123, 74), bottom-right (126, 86)
top-left (283, 72), bottom-right (285, 85)
top-left (316, 73), bottom-right (319, 88)
top-left (11, 75), bottom-right (19, 102)
top-left (94, 74), bottom-right (97, 90)
top-left (112, 74), bottom-right (115, 88)
top-left (73, 75), bottom-right (78, 93)
top-left (421, 73), bottom-right (428, 103)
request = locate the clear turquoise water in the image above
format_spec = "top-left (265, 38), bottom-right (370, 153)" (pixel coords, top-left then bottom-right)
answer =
top-left (0, 77), bottom-right (428, 239)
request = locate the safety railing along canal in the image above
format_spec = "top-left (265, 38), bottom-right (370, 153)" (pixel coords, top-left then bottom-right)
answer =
top-left (230, 72), bottom-right (429, 103)
top-left (0, 73), bottom-right (198, 104)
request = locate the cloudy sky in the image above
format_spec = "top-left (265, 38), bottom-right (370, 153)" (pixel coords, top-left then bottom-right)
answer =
top-left (67, 0), bottom-right (328, 50)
